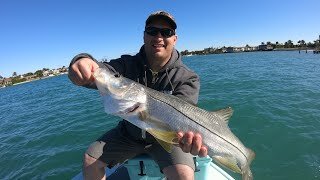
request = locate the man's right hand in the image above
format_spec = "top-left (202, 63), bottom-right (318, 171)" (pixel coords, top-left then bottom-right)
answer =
top-left (68, 58), bottom-right (99, 86)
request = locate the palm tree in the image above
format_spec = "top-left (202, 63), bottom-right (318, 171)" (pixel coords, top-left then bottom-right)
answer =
top-left (297, 40), bottom-right (306, 47)
top-left (285, 40), bottom-right (294, 48)
top-left (12, 72), bottom-right (17, 77)
top-left (35, 70), bottom-right (43, 77)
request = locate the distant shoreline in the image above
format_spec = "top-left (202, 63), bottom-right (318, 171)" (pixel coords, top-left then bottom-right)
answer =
top-left (1, 73), bottom-right (68, 88)
top-left (182, 48), bottom-right (318, 57)
top-left (274, 48), bottom-right (304, 51)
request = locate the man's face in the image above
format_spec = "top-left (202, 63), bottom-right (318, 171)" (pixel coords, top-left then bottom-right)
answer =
top-left (144, 18), bottom-right (177, 62)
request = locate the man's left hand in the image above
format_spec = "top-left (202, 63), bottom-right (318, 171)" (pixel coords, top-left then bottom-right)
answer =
top-left (177, 131), bottom-right (208, 157)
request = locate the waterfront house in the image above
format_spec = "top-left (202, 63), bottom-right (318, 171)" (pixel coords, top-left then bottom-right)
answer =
top-left (57, 67), bottom-right (68, 73)
top-left (233, 47), bottom-right (244, 52)
top-left (244, 45), bottom-right (258, 51)
top-left (0, 78), bottom-right (12, 86)
top-left (258, 44), bottom-right (267, 51)
top-left (25, 74), bottom-right (38, 81)
top-left (222, 47), bottom-right (234, 53)
top-left (203, 47), bottom-right (216, 54)
top-left (267, 45), bottom-right (273, 50)
top-left (233, 46), bottom-right (258, 52)
top-left (42, 70), bottom-right (50, 77)
top-left (258, 44), bottom-right (273, 51)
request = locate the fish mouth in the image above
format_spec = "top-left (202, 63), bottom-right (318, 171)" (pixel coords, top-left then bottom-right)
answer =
top-left (118, 103), bottom-right (141, 114)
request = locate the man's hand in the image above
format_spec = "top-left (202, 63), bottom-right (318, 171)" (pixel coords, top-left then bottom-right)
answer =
top-left (68, 58), bottom-right (99, 86)
top-left (178, 131), bottom-right (208, 157)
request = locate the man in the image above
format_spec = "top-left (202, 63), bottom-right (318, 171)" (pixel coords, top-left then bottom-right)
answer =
top-left (68, 11), bottom-right (207, 180)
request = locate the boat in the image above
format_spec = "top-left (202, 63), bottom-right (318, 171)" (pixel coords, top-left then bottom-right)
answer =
top-left (72, 154), bottom-right (235, 180)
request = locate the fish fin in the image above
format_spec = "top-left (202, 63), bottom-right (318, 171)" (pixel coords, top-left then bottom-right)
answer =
top-left (242, 168), bottom-right (253, 180)
top-left (154, 138), bottom-right (173, 153)
top-left (147, 129), bottom-right (179, 145)
top-left (213, 155), bottom-right (241, 173)
top-left (247, 148), bottom-right (256, 165)
top-left (212, 107), bottom-right (233, 122)
top-left (241, 148), bottom-right (255, 180)
top-left (147, 129), bottom-right (179, 153)
top-left (139, 112), bottom-right (173, 131)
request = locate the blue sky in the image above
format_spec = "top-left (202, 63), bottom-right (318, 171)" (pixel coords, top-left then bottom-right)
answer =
top-left (1, 0), bottom-right (319, 78)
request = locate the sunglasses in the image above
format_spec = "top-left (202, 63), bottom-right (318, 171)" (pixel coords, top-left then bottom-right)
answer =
top-left (145, 27), bottom-right (175, 38)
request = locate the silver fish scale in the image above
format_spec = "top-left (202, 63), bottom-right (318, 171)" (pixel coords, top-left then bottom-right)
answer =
top-left (145, 88), bottom-right (249, 161)
top-left (95, 68), bottom-right (253, 178)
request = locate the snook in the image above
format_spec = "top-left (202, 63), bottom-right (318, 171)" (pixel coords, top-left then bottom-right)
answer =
top-left (94, 68), bottom-right (255, 180)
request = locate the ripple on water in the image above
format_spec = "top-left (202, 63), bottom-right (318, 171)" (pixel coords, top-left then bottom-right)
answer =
top-left (1, 52), bottom-right (320, 179)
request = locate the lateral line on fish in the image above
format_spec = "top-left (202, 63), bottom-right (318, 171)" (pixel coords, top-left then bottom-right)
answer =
top-left (147, 92), bottom-right (249, 162)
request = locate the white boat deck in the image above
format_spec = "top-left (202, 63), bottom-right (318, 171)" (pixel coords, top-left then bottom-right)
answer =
top-left (72, 155), bottom-right (235, 180)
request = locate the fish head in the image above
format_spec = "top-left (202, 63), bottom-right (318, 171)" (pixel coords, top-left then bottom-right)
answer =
top-left (93, 68), bottom-right (147, 115)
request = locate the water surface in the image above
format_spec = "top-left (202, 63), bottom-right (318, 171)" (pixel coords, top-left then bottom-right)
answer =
top-left (0, 51), bottom-right (319, 179)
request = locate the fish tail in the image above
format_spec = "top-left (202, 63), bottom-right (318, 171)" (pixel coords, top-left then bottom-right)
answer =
top-left (242, 148), bottom-right (255, 180)
top-left (247, 148), bottom-right (255, 166)
top-left (242, 168), bottom-right (253, 180)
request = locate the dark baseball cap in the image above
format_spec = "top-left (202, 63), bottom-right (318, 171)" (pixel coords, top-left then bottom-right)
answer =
top-left (145, 11), bottom-right (177, 30)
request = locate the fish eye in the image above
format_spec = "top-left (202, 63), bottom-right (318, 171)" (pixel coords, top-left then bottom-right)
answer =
top-left (114, 73), bottom-right (120, 78)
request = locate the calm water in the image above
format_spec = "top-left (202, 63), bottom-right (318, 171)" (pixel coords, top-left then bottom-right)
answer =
top-left (1, 51), bottom-right (319, 179)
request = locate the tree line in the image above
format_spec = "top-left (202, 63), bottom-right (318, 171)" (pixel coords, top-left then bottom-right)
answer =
top-left (181, 38), bottom-right (320, 56)
top-left (263, 39), bottom-right (317, 49)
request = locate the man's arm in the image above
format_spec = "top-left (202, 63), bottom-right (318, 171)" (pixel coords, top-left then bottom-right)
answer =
top-left (68, 53), bottom-right (99, 87)
top-left (68, 53), bottom-right (126, 88)
top-left (173, 73), bottom-right (199, 105)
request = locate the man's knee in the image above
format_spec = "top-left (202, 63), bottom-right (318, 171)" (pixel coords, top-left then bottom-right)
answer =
top-left (83, 153), bottom-right (107, 180)
top-left (83, 153), bottom-right (106, 168)
top-left (163, 164), bottom-right (194, 180)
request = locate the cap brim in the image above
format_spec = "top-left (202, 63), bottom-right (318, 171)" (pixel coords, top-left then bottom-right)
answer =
top-left (146, 15), bottom-right (177, 30)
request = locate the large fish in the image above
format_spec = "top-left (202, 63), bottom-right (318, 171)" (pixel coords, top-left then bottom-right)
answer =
top-left (93, 67), bottom-right (255, 180)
